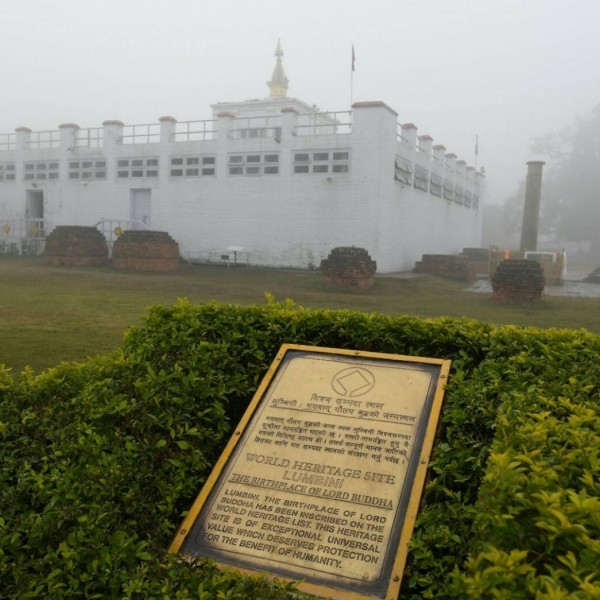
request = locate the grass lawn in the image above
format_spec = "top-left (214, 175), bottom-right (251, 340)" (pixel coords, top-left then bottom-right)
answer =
top-left (1, 256), bottom-right (599, 373)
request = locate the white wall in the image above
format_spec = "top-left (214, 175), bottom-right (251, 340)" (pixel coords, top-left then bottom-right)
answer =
top-left (0, 101), bottom-right (483, 272)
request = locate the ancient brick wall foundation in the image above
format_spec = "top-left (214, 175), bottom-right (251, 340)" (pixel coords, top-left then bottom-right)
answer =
top-left (491, 259), bottom-right (545, 304)
top-left (320, 247), bottom-right (376, 291)
top-left (44, 226), bottom-right (109, 266)
top-left (413, 254), bottom-right (476, 281)
top-left (112, 231), bottom-right (180, 271)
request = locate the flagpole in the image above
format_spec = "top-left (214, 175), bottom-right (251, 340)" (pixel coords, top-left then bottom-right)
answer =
top-left (350, 45), bottom-right (355, 108)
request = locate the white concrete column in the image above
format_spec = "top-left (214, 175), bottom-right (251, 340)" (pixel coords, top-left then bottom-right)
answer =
top-left (433, 144), bottom-right (446, 165)
top-left (102, 120), bottom-right (124, 150)
top-left (474, 171), bottom-right (485, 209)
top-left (400, 122), bottom-right (418, 149)
top-left (58, 123), bottom-right (80, 181)
top-left (445, 152), bottom-right (457, 171)
top-left (15, 126), bottom-right (32, 152)
top-left (216, 112), bottom-right (235, 178)
top-left (280, 106), bottom-right (298, 139)
top-left (465, 166), bottom-right (476, 207)
top-left (351, 101), bottom-right (399, 179)
top-left (418, 134), bottom-right (433, 159)
top-left (59, 123), bottom-right (79, 150)
top-left (159, 116), bottom-right (177, 143)
top-left (14, 127), bottom-right (32, 184)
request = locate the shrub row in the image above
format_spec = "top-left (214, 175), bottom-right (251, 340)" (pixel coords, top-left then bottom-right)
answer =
top-left (1, 300), bottom-right (598, 598)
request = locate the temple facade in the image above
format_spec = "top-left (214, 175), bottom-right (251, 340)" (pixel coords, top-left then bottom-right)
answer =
top-left (0, 42), bottom-right (484, 272)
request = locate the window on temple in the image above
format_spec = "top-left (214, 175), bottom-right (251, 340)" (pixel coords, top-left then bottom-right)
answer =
top-left (293, 150), bottom-right (350, 174)
top-left (68, 159), bottom-right (107, 180)
top-left (0, 163), bottom-right (16, 182)
top-left (228, 153), bottom-right (279, 176)
top-left (117, 157), bottom-right (159, 178)
top-left (23, 161), bottom-right (59, 181)
top-left (170, 155), bottom-right (216, 177)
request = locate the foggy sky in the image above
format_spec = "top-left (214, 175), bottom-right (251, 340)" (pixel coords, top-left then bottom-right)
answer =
top-left (2, 0), bottom-right (599, 205)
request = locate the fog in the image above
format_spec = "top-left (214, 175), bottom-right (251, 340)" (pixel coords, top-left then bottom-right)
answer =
top-left (2, 0), bottom-right (599, 205)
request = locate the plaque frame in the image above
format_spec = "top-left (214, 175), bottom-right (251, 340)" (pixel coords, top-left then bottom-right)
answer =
top-left (169, 344), bottom-right (451, 600)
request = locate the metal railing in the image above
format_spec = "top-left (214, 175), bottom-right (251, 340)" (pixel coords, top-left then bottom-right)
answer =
top-left (294, 111), bottom-right (352, 136)
top-left (94, 218), bottom-right (151, 242)
top-left (396, 134), bottom-right (413, 148)
top-left (172, 120), bottom-right (217, 142)
top-left (26, 130), bottom-right (60, 149)
top-left (75, 128), bottom-right (104, 148)
top-left (0, 217), bottom-right (47, 255)
top-left (0, 133), bottom-right (16, 151)
top-left (228, 115), bottom-right (283, 140)
top-left (119, 124), bottom-right (160, 144)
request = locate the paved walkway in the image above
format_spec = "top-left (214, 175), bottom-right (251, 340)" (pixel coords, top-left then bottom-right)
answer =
top-left (381, 265), bottom-right (600, 298)
top-left (465, 278), bottom-right (600, 298)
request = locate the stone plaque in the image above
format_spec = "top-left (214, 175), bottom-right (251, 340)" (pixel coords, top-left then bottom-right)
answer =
top-left (170, 345), bottom-right (450, 600)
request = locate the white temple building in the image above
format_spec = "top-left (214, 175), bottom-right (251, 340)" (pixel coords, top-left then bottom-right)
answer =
top-left (0, 41), bottom-right (484, 272)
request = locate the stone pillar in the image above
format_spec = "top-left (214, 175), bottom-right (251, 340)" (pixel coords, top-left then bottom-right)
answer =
top-left (520, 161), bottom-right (545, 252)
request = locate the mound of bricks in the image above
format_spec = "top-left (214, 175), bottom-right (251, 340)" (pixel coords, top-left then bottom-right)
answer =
top-left (583, 266), bottom-right (600, 284)
top-left (44, 225), bottom-right (109, 266)
top-left (491, 259), bottom-right (545, 304)
top-left (413, 254), bottom-right (476, 281)
top-left (462, 247), bottom-right (490, 275)
top-left (112, 230), bottom-right (180, 271)
top-left (320, 247), bottom-right (377, 291)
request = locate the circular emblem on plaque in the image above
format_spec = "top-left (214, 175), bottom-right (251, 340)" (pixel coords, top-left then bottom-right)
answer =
top-left (331, 367), bottom-right (375, 397)
top-left (114, 226), bottom-right (123, 237)
top-left (2, 224), bottom-right (10, 234)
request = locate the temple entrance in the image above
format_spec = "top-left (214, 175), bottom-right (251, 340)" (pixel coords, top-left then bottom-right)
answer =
top-left (130, 189), bottom-right (151, 229)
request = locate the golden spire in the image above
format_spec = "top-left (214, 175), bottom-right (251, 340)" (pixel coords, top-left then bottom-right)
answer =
top-left (267, 39), bottom-right (289, 98)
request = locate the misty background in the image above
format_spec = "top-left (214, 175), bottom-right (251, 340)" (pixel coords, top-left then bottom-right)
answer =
top-left (2, 0), bottom-right (600, 253)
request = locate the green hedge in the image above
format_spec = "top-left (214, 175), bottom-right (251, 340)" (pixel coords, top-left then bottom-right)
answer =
top-left (1, 300), bottom-right (598, 599)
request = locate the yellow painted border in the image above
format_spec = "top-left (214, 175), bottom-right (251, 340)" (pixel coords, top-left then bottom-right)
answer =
top-left (169, 344), bottom-right (451, 600)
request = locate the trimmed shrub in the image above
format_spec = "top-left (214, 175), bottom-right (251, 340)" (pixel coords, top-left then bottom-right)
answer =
top-left (1, 301), bottom-right (599, 598)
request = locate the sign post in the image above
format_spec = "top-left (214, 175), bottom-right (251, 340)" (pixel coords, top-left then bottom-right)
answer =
top-left (170, 345), bottom-right (450, 600)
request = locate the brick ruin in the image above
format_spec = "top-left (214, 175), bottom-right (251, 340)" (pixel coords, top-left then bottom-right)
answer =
top-left (112, 230), bottom-right (180, 271)
top-left (491, 259), bottom-right (545, 304)
top-left (320, 247), bottom-right (377, 291)
top-left (413, 254), bottom-right (476, 281)
top-left (583, 266), bottom-right (600, 284)
top-left (44, 226), bottom-right (109, 266)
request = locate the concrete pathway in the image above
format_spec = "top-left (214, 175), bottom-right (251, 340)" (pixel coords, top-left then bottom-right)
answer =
top-left (465, 278), bottom-right (600, 298)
